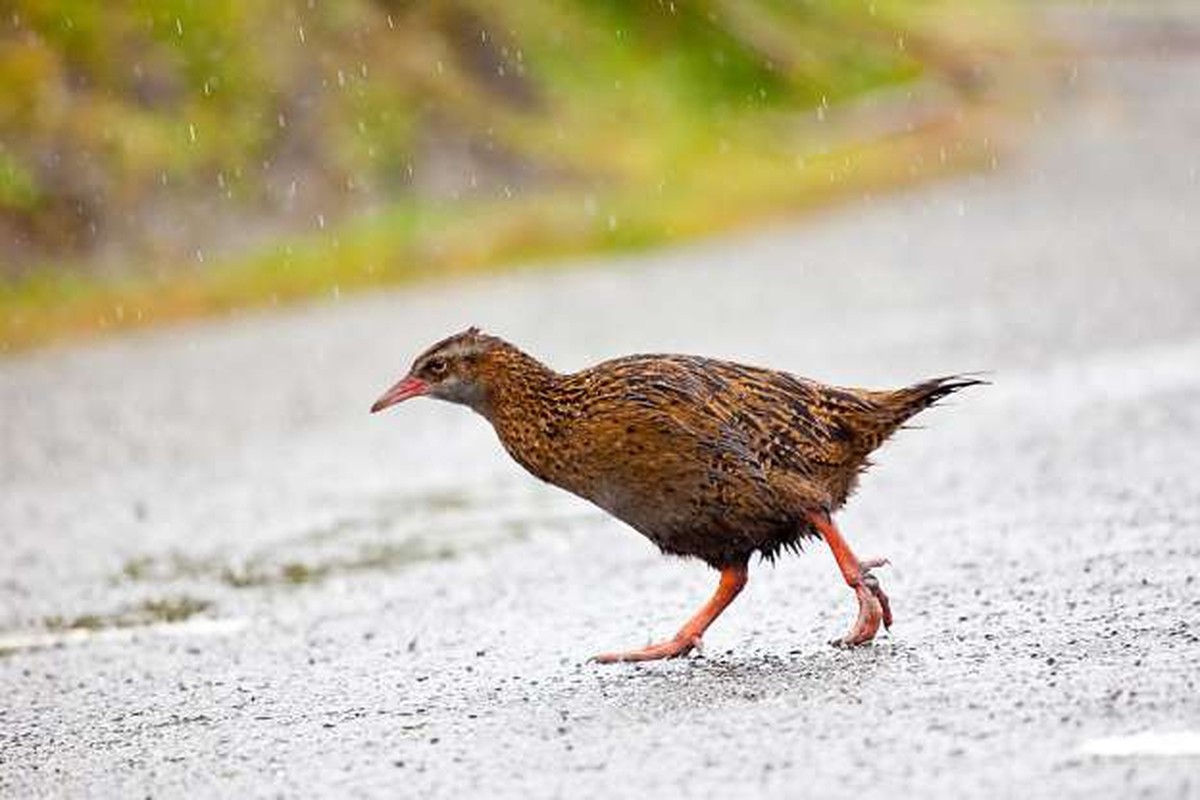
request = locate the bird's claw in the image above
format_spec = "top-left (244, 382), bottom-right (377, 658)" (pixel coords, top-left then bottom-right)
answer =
top-left (861, 560), bottom-right (893, 630)
top-left (830, 558), bottom-right (892, 647)
top-left (590, 632), bottom-right (703, 664)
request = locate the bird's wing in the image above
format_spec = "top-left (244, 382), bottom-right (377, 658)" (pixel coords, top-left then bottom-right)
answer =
top-left (616, 356), bottom-right (900, 503)
top-left (578, 355), bottom-right (844, 504)
top-left (637, 358), bottom-right (879, 468)
top-left (566, 358), bottom-right (785, 505)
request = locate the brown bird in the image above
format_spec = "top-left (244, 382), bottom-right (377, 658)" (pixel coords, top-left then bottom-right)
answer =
top-left (371, 327), bottom-right (981, 662)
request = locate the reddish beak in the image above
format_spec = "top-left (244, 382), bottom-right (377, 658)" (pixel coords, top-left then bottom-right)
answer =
top-left (370, 375), bottom-right (429, 413)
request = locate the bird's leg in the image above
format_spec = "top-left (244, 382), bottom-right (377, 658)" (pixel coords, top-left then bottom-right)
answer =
top-left (591, 563), bottom-right (749, 664)
top-left (807, 512), bottom-right (892, 647)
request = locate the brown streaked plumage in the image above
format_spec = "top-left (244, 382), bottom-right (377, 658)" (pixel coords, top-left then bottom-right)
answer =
top-left (371, 327), bottom-right (983, 662)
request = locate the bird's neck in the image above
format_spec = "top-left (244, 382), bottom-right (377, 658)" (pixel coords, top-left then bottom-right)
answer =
top-left (476, 345), bottom-right (561, 424)
top-left (478, 347), bottom-right (570, 482)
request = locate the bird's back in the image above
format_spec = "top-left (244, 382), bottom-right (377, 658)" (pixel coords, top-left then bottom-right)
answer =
top-left (565, 354), bottom-right (957, 499)
top-left (490, 351), bottom-right (979, 566)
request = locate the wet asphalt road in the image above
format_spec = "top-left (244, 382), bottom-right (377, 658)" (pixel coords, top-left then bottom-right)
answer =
top-left (3, 7), bottom-right (1200, 799)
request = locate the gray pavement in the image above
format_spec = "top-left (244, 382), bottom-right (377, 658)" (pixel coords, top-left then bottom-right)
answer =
top-left (3, 6), bottom-right (1200, 798)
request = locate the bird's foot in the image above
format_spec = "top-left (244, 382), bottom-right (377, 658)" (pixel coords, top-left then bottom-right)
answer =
top-left (830, 558), bottom-right (892, 648)
top-left (591, 632), bottom-right (703, 664)
top-left (590, 564), bottom-right (747, 664)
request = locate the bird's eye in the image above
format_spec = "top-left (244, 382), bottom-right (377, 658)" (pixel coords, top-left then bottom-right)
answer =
top-left (427, 358), bottom-right (448, 375)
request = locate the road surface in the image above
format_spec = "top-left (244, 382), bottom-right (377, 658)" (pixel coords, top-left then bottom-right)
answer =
top-left (3, 6), bottom-right (1199, 798)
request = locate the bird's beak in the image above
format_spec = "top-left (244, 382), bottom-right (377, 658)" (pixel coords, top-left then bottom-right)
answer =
top-left (370, 375), bottom-right (428, 413)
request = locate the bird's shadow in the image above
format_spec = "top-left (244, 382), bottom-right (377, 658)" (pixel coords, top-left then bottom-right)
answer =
top-left (584, 640), bottom-right (916, 713)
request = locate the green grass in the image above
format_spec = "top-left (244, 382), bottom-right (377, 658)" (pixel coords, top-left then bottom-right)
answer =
top-left (0, 0), bottom-right (1028, 353)
top-left (0, 117), bottom-right (1003, 351)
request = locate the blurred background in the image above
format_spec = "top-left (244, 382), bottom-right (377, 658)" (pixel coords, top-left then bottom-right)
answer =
top-left (1, 0), bottom-right (1025, 351)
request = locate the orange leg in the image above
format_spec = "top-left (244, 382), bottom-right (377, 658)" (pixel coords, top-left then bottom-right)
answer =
top-left (808, 512), bottom-right (892, 647)
top-left (592, 563), bottom-right (749, 663)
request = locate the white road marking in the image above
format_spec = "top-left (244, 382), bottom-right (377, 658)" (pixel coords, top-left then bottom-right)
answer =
top-left (0, 617), bottom-right (250, 655)
top-left (1079, 731), bottom-right (1200, 757)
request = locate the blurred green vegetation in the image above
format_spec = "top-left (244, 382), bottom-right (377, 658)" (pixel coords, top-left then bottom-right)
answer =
top-left (0, 0), bottom-right (1026, 351)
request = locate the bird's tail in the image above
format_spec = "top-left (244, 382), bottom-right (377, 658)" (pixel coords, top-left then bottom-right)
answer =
top-left (881, 374), bottom-right (988, 429)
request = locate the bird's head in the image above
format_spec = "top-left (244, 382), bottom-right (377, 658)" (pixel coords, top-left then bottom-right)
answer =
top-left (370, 326), bottom-right (509, 415)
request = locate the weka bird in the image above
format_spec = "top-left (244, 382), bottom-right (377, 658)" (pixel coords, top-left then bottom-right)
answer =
top-left (371, 327), bottom-right (981, 662)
